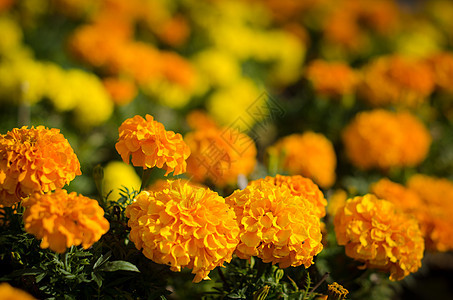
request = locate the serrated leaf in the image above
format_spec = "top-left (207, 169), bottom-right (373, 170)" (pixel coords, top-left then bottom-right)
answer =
top-left (97, 261), bottom-right (140, 273)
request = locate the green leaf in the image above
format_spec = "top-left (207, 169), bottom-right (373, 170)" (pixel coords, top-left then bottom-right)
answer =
top-left (97, 261), bottom-right (140, 273)
top-left (93, 252), bottom-right (112, 270)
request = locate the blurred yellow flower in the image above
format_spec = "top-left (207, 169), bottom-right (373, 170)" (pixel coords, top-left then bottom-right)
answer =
top-left (334, 194), bottom-right (424, 281)
top-left (103, 161), bottom-right (140, 201)
top-left (0, 15), bottom-right (23, 55)
top-left (0, 126), bottom-right (81, 206)
top-left (125, 179), bottom-right (239, 283)
top-left (0, 282), bottom-right (36, 300)
top-left (268, 132), bottom-right (336, 188)
top-left (225, 180), bottom-right (323, 268)
top-left (327, 189), bottom-right (348, 217)
top-left (342, 109), bottom-right (431, 170)
top-left (22, 189), bottom-right (109, 253)
top-left (249, 175), bottom-right (327, 218)
top-left (115, 114), bottom-right (190, 175)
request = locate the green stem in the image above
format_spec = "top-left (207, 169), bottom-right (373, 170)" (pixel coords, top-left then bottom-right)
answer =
top-left (140, 168), bottom-right (153, 192)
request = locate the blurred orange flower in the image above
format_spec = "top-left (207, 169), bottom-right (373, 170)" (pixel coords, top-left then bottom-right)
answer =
top-left (250, 175), bottom-right (327, 218)
top-left (425, 52), bottom-right (453, 94)
top-left (22, 189), bottom-right (109, 253)
top-left (0, 126), bottom-right (81, 206)
top-left (407, 174), bottom-right (453, 252)
top-left (226, 180), bottom-right (323, 268)
top-left (115, 114), bottom-right (190, 175)
top-left (359, 55), bottom-right (435, 107)
top-left (125, 179), bottom-right (239, 283)
top-left (305, 60), bottom-right (359, 98)
top-left (342, 109), bottom-right (431, 170)
top-left (0, 282), bottom-right (35, 300)
top-left (268, 132), bottom-right (336, 188)
top-left (102, 77), bottom-right (137, 106)
top-left (334, 194), bottom-right (424, 281)
top-left (185, 126), bottom-right (256, 187)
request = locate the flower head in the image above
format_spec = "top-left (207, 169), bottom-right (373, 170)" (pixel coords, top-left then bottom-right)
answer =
top-left (103, 161), bottom-right (141, 201)
top-left (22, 189), bottom-right (109, 253)
top-left (249, 175), bottom-right (327, 218)
top-left (407, 174), bottom-right (453, 252)
top-left (0, 282), bottom-right (36, 300)
top-left (115, 114), bottom-right (190, 175)
top-left (125, 179), bottom-right (239, 283)
top-left (305, 60), bottom-right (359, 97)
top-left (268, 132), bottom-right (336, 188)
top-left (185, 125), bottom-right (256, 187)
top-left (225, 180), bottom-right (323, 268)
top-left (342, 109), bottom-right (431, 170)
top-left (334, 194), bottom-right (424, 281)
top-left (0, 126), bottom-right (81, 206)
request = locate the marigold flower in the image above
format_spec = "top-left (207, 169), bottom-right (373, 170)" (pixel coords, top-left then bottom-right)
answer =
top-left (327, 282), bottom-right (349, 300)
top-left (342, 109), bottom-right (431, 170)
top-left (268, 132), bottom-right (336, 188)
top-left (125, 179), bottom-right (239, 283)
top-left (185, 125), bottom-right (257, 187)
top-left (0, 126), bottom-right (81, 206)
top-left (0, 282), bottom-right (36, 300)
top-left (249, 175), bottom-right (327, 218)
top-left (425, 52), bottom-right (453, 94)
top-left (407, 174), bottom-right (453, 252)
top-left (334, 194), bottom-right (424, 281)
top-left (115, 114), bottom-right (190, 175)
top-left (327, 189), bottom-right (348, 217)
top-left (359, 55), bottom-right (435, 107)
top-left (305, 60), bottom-right (359, 97)
top-left (22, 189), bottom-right (109, 253)
top-left (225, 180), bottom-right (323, 268)
top-left (102, 77), bottom-right (137, 106)
top-left (103, 161), bottom-right (141, 201)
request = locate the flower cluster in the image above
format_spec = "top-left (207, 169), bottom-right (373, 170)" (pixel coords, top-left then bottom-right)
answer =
top-left (185, 124), bottom-right (256, 187)
top-left (125, 179), bottom-right (239, 282)
top-left (225, 180), bottom-right (323, 268)
top-left (268, 132), bottom-right (336, 188)
top-left (334, 194), bottom-right (424, 281)
top-left (115, 114), bottom-right (191, 175)
top-left (249, 175), bottom-right (327, 218)
top-left (342, 109), bottom-right (431, 170)
top-left (0, 126), bottom-right (81, 206)
top-left (22, 189), bottom-right (109, 253)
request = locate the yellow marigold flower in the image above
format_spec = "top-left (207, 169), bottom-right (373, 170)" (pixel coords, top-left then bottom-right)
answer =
top-left (249, 175), bottom-right (327, 218)
top-left (225, 180), bottom-right (323, 268)
top-left (359, 55), bottom-right (435, 107)
top-left (342, 109), bottom-right (431, 170)
top-left (0, 282), bottom-right (36, 300)
top-left (0, 126), bottom-right (81, 206)
top-left (268, 132), bottom-right (336, 188)
top-left (334, 194), bottom-right (424, 281)
top-left (407, 174), bottom-right (453, 252)
top-left (115, 114), bottom-right (190, 175)
top-left (327, 189), bottom-right (348, 217)
top-left (103, 161), bottom-right (141, 201)
top-left (305, 60), bottom-right (359, 97)
top-left (185, 126), bottom-right (257, 187)
top-left (327, 282), bottom-right (349, 300)
top-left (22, 189), bottom-right (109, 253)
top-left (125, 179), bottom-right (239, 283)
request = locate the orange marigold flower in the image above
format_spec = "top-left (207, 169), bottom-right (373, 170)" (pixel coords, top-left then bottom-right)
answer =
top-left (225, 180), bottom-right (323, 268)
top-left (185, 126), bottom-right (256, 187)
top-left (305, 60), bottom-right (359, 97)
top-left (342, 109), bottom-right (431, 170)
top-left (359, 55), bottom-right (435, 107)
top-left (0, 282), bottom-right (36, 300)
top-left (125, 179), bottom-right (239, 283)
top-left (22, 189), bottom-right (109, 253)
top-left (0, 126), bottom-right (81, 206)
top-left (102, 77), bottom-right (137, 106)
top-left (407, 174), bottom-right (453, 252)
top-left (334, 194), bottom-right (424, 281)
top-left (268, 132), bottom-right (336, 188)
top-left (115, 114), bottom-right (190, 175)
top-left (249, 175), bottom-right (327, 218)
top-left (425, 52), bottom-right (453, 94)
